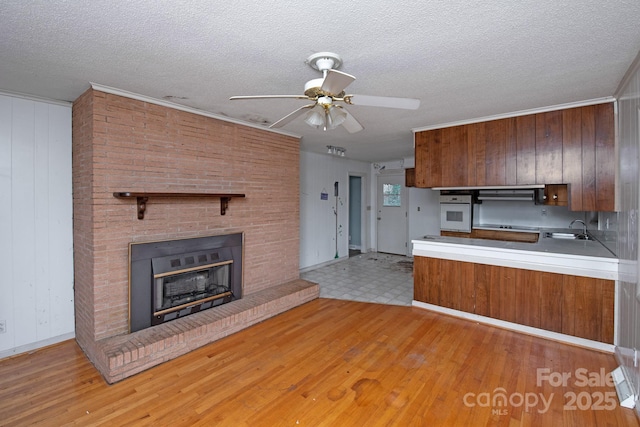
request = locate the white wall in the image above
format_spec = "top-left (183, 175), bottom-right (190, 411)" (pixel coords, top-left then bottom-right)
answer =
top-left (408, 187), bottom-right (440, 243)
top-left (0, 93), bottom-right (74, 358)
top-left (299, 151), bottom-right (371, 269)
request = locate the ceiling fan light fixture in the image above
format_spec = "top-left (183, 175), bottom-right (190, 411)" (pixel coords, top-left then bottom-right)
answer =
top-left (304, 105), bottom-right (325, 128)
top-left (328, 106), bottom-right (347, 129)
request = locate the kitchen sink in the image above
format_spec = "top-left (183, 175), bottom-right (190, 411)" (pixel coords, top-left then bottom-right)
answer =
top-left (543, 232), bottom-right (593, 241)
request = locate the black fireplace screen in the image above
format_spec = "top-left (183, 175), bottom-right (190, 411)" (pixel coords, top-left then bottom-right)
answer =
top-left (129, 233), bottom-right (243, 332)
top-left (154, 261), bottom-right (232, 315)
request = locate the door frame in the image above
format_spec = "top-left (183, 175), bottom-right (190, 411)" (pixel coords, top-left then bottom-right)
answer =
top-left (348, 171), bottom-right (368, 253)
top-left (375, 169), bottom-right (408, 255)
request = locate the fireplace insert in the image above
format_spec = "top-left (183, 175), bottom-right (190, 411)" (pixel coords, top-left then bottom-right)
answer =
top-left (129, 233), bottom-right (243, 332)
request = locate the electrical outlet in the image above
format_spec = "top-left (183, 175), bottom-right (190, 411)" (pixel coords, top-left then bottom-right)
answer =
top-left (0, 320), bottom-right (6, 334)
top-left (541, 208), bottom-right (547, 216)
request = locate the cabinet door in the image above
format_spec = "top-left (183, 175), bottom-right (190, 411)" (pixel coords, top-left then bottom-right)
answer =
top-left (595, 103), bottom-right (615, 211)
top-left (405, 168), bottom-right (415, 187)
top-left (514, 268), bottom-right (542, 328)
top-left (562, 276), bottom-right (614, 343)
top-left (438, 260), bottom-right (475, 312)
top-left (415, 129), bottom-right (442, 187)
top-left (543, 184), bottom-right (568, 206)
top-left (562, 107), bottom-right (584, 209)
top-left (515, 115), bottom-right (537, 185)
top-left (580, 105), bottom-right (597, 210)
top-left (442, 125), bottom-right (474, 187)
top-left (474, 264), bottom-right (515, 320)
top-left (562, 103), bottom-right (615, 212)
top-left (475, 119), bottom-right (507, 186)
top-left (535, 110), bottom-right (563, 184)
top-left (539, 272), bottom-right (564, 333)
top-left (413, 256), bottom-right (440, 304)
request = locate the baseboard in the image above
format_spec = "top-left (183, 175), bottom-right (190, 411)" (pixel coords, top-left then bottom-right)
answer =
top-left (412, 300), bottom-right (614, 353)
top-left (299, 255), bottom-right (349, 273)
top-left (0, 332), bottom-right (76, 360)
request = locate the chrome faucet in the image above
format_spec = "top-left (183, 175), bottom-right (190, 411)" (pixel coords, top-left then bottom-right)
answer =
top-left (569, 219), bottom-right (587, 235)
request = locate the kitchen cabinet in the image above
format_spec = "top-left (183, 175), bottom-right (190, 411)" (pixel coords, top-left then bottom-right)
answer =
top-left (415, 125), bottom-right (475, 187)
top-left (543, 184), bottom-right (568, 206)
top-left (561, 103), bottom-right (615, 211)
top-left (413, 102), bottom-right (615, 211)
top-left (475, 119), bottom-right (507, 186)
top-left (415, 128), bottom-right (441, 187)
top-left (405, 168), bottom-right (415, 187)
top-left (512, 115), bottom-right (537, 185)
top-left (535, 110), bottom-right (564, 184)
top-left (414, 256), bottom-right (614, 343)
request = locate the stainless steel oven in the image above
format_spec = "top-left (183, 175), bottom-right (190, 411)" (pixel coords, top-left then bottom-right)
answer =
top-left (439, 194), bottom-right (472, 232)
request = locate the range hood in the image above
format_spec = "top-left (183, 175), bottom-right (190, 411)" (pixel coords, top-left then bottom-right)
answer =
top-left (476, 189), bottom-right (539, 201)
top-left (435, 185), bottom-right (545, 202)
top-left (433, 184), bottom-right (545, 191)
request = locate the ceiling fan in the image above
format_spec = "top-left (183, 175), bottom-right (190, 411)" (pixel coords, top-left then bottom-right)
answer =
top-left (229, 52), bottom-right (420, 133)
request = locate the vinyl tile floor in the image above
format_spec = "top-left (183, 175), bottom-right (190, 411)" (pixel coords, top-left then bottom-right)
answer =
top-left (301, 252), bottom-right (414, 306)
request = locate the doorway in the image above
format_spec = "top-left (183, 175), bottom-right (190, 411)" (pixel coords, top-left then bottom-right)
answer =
top-left (348, 175), bottom-right (362, 256)
top-left (376, 172), bottom-right (407, 255)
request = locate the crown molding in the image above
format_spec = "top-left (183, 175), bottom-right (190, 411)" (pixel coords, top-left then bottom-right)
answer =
top-left (0, 89), bottom-right (72, 107)
top-left (412, 97), bottom-right (616, 133)
top-left (90, 83), bottom-right (301, 139)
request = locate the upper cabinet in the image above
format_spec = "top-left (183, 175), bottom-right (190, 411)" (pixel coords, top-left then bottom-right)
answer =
top-left (414, 102), bottom-right (615, 211)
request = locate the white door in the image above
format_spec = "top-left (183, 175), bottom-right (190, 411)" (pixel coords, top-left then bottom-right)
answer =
top-left (377, 172), bottom-right (407, 255)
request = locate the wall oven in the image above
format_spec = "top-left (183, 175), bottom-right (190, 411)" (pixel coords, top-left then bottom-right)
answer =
top-left (439, 194), bottom-right (472, 232)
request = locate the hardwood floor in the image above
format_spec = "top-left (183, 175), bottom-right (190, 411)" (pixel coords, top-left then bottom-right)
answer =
top-left (0, 299), bottom-right (637, 426)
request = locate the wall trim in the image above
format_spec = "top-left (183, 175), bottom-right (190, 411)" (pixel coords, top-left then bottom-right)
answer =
top-left (0, 89), bottom-right (73, 107)
top-left (615, 49), bottom-right (640, 99)
top-left (90, 82), bottom-right (301, 139)
top-left (0, 332), bottom-right (75, 360)
top-left (412, 300), bottom-right (615, 353)
top-left (299, 255), bottom-right (349, 274)
top-left (412, 97), bottom-right (615, 133)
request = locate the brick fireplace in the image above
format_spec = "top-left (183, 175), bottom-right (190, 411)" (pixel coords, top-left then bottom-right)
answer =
top-left (72, 87), bottom-right (318, 383)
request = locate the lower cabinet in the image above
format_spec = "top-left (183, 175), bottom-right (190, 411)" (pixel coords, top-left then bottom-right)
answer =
top-left (414, 256), bottom-right (614, 344)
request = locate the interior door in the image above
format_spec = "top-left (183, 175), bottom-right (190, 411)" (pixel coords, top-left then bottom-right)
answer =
top-left (377, 172), bottom-right (407, 255)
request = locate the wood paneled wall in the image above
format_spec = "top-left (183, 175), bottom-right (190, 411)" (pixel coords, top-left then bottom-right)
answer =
top-left (0, 94), bottom-right (74, 356)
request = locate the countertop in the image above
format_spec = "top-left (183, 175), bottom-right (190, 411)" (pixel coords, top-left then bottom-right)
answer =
top-left (412, 228), bottom-right (618, 280)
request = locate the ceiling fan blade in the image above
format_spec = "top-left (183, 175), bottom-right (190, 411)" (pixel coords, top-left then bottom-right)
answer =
top-left (347, 94), bottom-right (420, 110)
top-left (321, 69), bottom-right (356, 96)
top-left (230, 95), bottom-right (310, 100)
top-left (269, 104), bottom-right (315, 129)
top-left (341, 109), bottom-right (364, 134)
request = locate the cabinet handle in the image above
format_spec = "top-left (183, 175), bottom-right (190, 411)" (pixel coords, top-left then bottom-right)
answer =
top-left (553, 194), bottom-right (558, 200)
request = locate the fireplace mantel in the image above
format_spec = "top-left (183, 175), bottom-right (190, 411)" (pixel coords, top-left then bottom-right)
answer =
top-left (113, 192), bottom-right (246, 219)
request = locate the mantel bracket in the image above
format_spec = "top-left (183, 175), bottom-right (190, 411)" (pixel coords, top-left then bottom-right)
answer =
top-left (220, 197), bottom-right (230, 216)
top-left (137, 196), bottom-right (149, 220)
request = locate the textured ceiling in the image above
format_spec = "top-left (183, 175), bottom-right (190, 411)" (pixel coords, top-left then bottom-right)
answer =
top-left (1, 1), bottom-right (640, 162)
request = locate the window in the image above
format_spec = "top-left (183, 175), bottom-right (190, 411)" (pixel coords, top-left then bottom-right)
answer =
top-left (382, 183), bottom-right (401, 207)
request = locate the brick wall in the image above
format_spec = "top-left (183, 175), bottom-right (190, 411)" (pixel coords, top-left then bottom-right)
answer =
top-left (72, 89), bottom-right (301, 347)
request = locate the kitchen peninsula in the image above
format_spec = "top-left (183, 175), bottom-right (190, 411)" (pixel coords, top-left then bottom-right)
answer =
top-left (412, 229), bottom-right (617, 350)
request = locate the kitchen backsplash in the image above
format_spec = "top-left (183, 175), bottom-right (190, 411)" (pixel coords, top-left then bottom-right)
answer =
top-left (473, 200), bottom-right (594, 229)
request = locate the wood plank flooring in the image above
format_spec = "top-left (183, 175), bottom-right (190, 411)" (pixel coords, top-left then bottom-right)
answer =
top-left (0, 299), bottom-right (637, 426)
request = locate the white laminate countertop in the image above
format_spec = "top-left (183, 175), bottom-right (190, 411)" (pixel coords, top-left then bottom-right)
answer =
top-left (412, 229), bottom-right (618, 280)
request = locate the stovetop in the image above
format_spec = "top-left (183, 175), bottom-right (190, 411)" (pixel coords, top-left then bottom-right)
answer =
top-left (473, 224), bottom-right (540, 232)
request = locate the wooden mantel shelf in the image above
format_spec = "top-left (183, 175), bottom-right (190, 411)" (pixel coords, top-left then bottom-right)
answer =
top-left (113, 192), bottom-right (246, 219)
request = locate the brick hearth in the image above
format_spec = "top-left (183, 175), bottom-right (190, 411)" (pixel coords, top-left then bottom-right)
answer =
top-left (94, 280), bottom-right (318, 384)
top-left (72, 88), bottom-right (317, 382)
